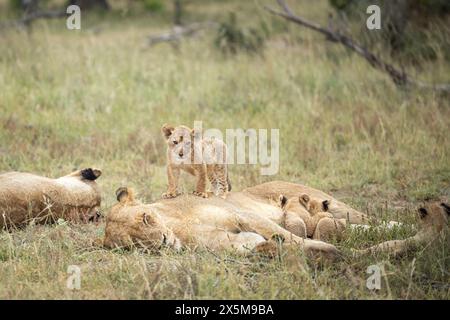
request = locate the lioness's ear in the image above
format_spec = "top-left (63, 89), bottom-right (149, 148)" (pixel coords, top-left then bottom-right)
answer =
top-left (161, 124), bottom-right (175, 139)
top-left (299, 194), bottom-right (310, 206)
top-left (116, 187), bottom-right (135, 203)
top-left (279, 195), bottom-right (288, 209)
top-left (441, 203), bottom-right (450, 216)
top-left (418, 207), bottom-right (428, 219)
top-left (81, 168), bottom-right (102, 180)
top-left (322, 200), bottom-right (330, 212)
top-left (116, 187), bottom-right (128, 202)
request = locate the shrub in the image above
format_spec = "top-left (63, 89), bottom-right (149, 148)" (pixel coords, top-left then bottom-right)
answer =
top-left (215, 12), bottom-right (266, 55)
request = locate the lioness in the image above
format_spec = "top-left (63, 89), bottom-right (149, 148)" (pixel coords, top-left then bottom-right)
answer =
top-left (161, 124), bottom-right (231, 199)
top-left (103, 187), bottom-right (339, 261)
top-left (0, 168), bottom-right (102, 229)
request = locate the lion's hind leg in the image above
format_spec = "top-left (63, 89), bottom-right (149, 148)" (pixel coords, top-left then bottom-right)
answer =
top-left (207, 164), bottom-right (229, 198)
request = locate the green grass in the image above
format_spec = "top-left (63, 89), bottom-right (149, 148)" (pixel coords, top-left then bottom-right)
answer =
top-left (0, 0), bottom-right (449, 299)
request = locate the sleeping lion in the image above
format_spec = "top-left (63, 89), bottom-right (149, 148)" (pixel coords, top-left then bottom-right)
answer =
top-left (0, 168), bottom-right (102, 229)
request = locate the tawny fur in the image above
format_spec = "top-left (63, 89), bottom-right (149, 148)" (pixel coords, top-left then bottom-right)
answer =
top-left (277, 193), bottom-right (342, 240)
top-left (161, 124), bottom-right (231, 199)
top-left (0, 168), bottom-right (102, 229)
top-left (243, 181), bottom-right (369, 224)
top-left (225, 191), bottom-right (307, 238)
top-left (313, 217), bottom-right (347, 242)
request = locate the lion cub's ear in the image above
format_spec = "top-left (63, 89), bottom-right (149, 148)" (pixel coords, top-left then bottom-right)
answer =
top-left (299, 194), bottom-right (310, 207)
top-left (161, 124), bottom-right (175, 139)
top-left (322, 200), bottom-right (330, 212)
top-left (279, 195), bottom-right (288, 209)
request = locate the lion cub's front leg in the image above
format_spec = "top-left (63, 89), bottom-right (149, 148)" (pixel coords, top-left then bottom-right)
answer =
top-left (162, 165), bottom-right (181, 199)
top-left (192, 164), bottom-right (208, 198)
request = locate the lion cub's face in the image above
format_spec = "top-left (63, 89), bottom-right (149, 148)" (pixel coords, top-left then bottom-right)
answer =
top-left (418, 202), bottom-right (449, 232)
top-left (299, 194), bottom-right (330, 215)
top-left (161, 124), bottom-right (195, 163)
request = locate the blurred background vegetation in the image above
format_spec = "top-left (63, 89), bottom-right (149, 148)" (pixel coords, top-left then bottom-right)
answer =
top-left (2, 0), bottom-right (449, 61)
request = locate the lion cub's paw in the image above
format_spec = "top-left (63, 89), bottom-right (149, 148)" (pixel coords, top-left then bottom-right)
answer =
top-left (252, 234), bottom-right (285, 259)
top-left (161, 192), bottom-right (180, 199)
top-left (253, 241), bottom-right (279, 259)
top-left (193, 191), bottom-right (208, 198)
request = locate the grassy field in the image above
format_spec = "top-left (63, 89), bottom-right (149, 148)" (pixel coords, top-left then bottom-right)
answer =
top-left (0, 0), bottom-right (449, 299)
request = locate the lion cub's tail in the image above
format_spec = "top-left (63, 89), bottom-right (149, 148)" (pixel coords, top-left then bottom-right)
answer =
top-left (115, 187), bottom-right (135, 203)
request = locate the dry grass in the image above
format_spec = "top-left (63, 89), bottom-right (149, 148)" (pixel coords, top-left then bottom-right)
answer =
top-left (0, 0), bottom-right (449, 299)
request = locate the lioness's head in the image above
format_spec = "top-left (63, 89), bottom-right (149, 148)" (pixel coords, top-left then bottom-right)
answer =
top-left (162, 124), bottom-right (199, 163)
top-left (299, 194), bottom-right (330, 215)
top-left (418, 202), bottom-right (449, 232)
top-left (103, 187), bottom-right (181, 252)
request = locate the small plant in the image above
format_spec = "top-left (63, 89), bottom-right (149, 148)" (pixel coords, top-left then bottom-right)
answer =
top-left (215, 12), bottom-right (266, 55)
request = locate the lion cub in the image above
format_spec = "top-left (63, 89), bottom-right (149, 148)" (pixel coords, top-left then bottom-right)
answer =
top-left (279, 194), bottom-right (338, 239)
top-left (298, 194), bottom-right (346, 241)
top-left (161, 124), bottom-right (231, 199)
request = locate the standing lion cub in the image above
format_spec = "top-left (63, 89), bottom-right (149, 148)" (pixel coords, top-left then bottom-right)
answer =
top-left (161, 124), bottom-right (231, 199)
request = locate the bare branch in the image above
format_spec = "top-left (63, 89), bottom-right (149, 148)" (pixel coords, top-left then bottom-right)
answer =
top-left (265, 0), bottom-right (450, 93)
top-left (0, 9), bottom-right (66, 30)
top-left (21, 9), bottom-right (67, 25)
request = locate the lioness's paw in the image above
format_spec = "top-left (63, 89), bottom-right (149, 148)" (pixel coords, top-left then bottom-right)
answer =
top-left (193, 191), bottom-right (208, 198)
top-left (162, 192), bottom-right (180, 199)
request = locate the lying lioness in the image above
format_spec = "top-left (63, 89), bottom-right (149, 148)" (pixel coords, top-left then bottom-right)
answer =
top-left (103, 181), bottom-right (448, 261)
top-left (0, 168), bottom-right (102, 229)
top-left (103, 186), bottom-right (340, 262)
top-left (102, 180), bottom-right (377, 261)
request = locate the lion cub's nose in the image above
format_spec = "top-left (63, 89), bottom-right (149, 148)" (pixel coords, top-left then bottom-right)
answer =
top-left (179, 151), bottom-right (184, 157)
